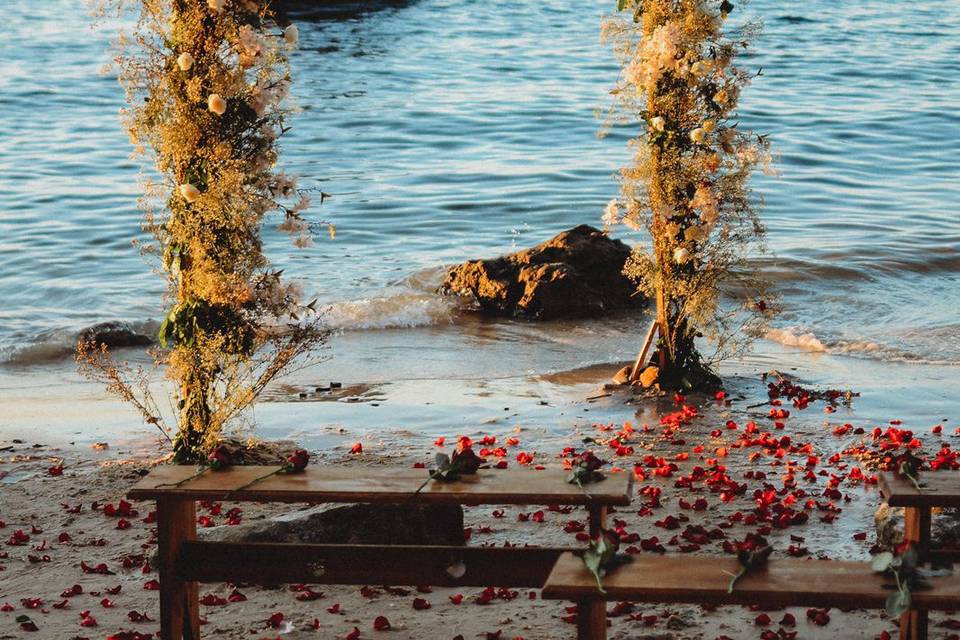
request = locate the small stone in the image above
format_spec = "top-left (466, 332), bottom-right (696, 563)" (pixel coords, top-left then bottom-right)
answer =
top-left (612, 365), bottom-right (632, 385)
top-left (638, 366), bottom-right (660, 388)
top-left (666, 611), bottom-right (694, 629)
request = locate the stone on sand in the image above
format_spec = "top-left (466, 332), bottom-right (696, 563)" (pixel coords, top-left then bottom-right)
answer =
top-left (202, 502), bottom-right (465, 546)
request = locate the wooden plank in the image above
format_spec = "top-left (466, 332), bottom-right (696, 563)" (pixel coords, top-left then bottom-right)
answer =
top-left (628, 319), bottom-right (658, 383)
top-left (540, 553), bottom-right (960, 611)
top-left (128, 466), bottom-right (633, 506)
top-left (157, 498), bottom-right (199, 640)
top-left (177, 542), bottom-right (567, 588)
top-left (879, 472), bottom-right (960, 508)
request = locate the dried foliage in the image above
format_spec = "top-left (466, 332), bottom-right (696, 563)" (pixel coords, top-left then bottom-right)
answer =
top-left (602, 0), bottom-right (776, 389)
top-left (79, 0), bottom-right (329, 461)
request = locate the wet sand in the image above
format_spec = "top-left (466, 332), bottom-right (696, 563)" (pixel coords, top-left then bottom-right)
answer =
top-left (2, 339), bottom-right (959, 638)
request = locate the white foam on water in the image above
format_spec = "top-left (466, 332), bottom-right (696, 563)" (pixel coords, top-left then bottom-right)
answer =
top-left (764, 325), bottom-right (960, 366)
top-left (321, 292), bottom-right (459, 331)
top-left (764, 327), bottom-right (828, 352)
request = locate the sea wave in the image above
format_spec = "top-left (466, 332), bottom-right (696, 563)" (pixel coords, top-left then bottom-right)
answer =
top-left (0, 320), bottom-right (159, 367)
top-left (0, 292), bottom-right (462, 366)
top-left (764, 325), bottom-right (960, 366)
top-left (321, 292), bottom-right (460, 331)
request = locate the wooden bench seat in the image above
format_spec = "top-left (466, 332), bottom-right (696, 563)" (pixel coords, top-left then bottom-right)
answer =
top-left (879, 471), bottom-right (960, 510)
top-left (541, 552), bottom-right (960, 640)
top-left (129, 464), bottom-right (633, 508)
top-left (879, 471), bottom-right (960, 639)
top-left (879, 471), bottom-right (960, 563)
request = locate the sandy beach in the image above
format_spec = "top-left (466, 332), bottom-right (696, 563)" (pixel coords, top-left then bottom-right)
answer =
top-left (3, 343), bottom-right (959, 639)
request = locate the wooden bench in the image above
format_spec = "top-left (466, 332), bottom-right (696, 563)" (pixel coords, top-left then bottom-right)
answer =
top-left (541, 553), bottom-right (960, 640)
top-left (880, 470), bottom-right (960, 639)
top-left (128, 465), bottom-right (633, 640)
top-left (879, 471), bottom-right (960, 563)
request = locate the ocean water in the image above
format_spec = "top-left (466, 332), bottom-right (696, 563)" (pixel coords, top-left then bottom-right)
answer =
top-left (1, 0), bottom-right (959, 379)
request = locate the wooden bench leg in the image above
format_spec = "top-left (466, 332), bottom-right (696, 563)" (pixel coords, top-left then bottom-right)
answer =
top-left (588, 505), bottom-right (608, 538)
top-left (899, 506), bottom-right (930, 640)
top-left (899, 609), bottom-right (928, 640)
top-left (576, 599), bottom-right (606, 640)
top-left (157, 497), bottom-right (199, 640)
top-left (903, 507), bottom-right (932, 564)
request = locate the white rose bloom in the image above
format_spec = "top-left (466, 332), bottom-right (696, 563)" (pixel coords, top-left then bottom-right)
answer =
top-left (690, 127), bottom-right (706, 144)
top-left (179, 183), bottom-right (201, 202)
top-left (207, 94), bottom-right (227, 115)
top-left (673, 247), bottom-right (691, 264)
top-left (207, 0), bottom-right (226, 11)
top-left (284, 25), bottom-right (299, 46)
top-left (650, 116), bottom-right (665, 132)
top-left (176, 52), bottom-right (194, 71)
top-left (602, 199), bottom-right (620, 226)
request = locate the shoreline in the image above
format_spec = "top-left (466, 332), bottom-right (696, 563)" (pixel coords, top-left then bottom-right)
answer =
top-left (1, 335), bottom-right (956, 451)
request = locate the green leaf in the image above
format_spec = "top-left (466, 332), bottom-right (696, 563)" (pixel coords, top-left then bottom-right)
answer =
top-left (617, 0), bottom-right (628, 10)
top-left (871, 552), bottom-right (894, 573)
top-left (158, 308), bottom-right (176, 348)
top-left (900, 546), bottom-right (919, 570)
top-left (582, 543), bottom-right (607, 593)
top-left (885, 589), bottom-right (911, 618)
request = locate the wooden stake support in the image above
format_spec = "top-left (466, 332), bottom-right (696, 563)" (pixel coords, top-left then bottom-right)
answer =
top-left (628, 319), bottom-right (660, 383)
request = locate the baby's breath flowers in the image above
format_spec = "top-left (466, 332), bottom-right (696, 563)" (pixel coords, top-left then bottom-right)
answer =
top-left (81, 0), bottom-right (329, 462)
top-left (602, 0), bottom-right (774, 390)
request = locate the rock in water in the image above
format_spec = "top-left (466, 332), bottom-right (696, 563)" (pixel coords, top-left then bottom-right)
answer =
top-left (440, 225), bottom-right (645, 319)
top-left (202, 503), bottom-right (464, 546)
top-left (77, 321), bottom-right (153, 348)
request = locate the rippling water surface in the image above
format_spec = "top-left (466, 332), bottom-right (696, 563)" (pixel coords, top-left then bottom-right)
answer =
top-left (1, 0), bottom-right (959, 372)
